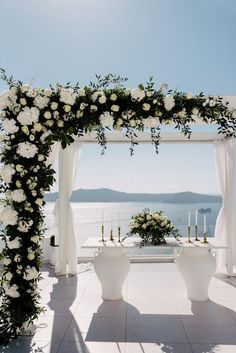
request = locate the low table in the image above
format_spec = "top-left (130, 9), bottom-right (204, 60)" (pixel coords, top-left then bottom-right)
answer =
top-left (82, 237), bottom-right (226, 301)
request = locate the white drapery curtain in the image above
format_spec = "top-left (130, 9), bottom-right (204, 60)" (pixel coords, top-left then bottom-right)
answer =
top-left (214, 139), bottom-right (236, 275)
top-left (54, 143), bottom-right (83, 275)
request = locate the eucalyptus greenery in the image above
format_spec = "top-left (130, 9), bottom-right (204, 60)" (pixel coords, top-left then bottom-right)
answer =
top-left (0, 68), bottom-right (235, 343)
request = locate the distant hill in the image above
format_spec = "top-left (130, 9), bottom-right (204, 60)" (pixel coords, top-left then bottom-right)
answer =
top-left (45, 188), bottom-right (222, 204)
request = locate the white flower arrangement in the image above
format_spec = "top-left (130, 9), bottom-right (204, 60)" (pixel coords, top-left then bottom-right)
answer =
top-left (16, 142), bottom-right (38, 158)
top-left (17, 107), bottom-right (39, 125)
top-left (127, 209), bottom-right (179, 246)
top-left (2, 119), bottom-right (19, 134)
top-left (0, 205), bottom-right (18, 226)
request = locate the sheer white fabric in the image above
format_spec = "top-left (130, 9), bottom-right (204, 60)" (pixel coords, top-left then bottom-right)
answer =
top-left (54, 143), bottom-right (83, 275)
top-left (214, 139), bottom-right (236, 275)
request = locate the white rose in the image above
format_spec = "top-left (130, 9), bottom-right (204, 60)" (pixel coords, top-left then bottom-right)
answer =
top-left (35, 198), bottom-right (43, 207)
top-left (23, 266), bottom-right (39, 281)
top-left (34, 95), bottom-right (49, 109)
top-left (91, 90), bottom-right (101, 102)
top-left (16, 180), bottom-right (22, 188)
top-left (64, 104), bottom-right (71, 112)
top-left (186, 92), bottom-right (193, 99)
top-left (2, 119), bottom-right (19, 134)
top-left (22, 125), bottom-right (29, 135)
top-left (146, 215), bottom-right (151, 221)
top-left (16, 164), bottom-right (24, 173)
top-left (57, 120), bottom-right (64, 127)
top-left (110, 94), bottom-right (117, 101)
top-left (146, 91), bottom-right (153, 97)
top-left (164, 95), bottom-right (175, 111)
top-left (131, 88), bottom-right (145, 102)
top-left (38, 154), bottom-right (45, 161)
top-left (34, 122), bottom-right (42, 132)
top-left (31, 235), bottom-right (40, 243)
top-left (17, 219), bottom-right (33, 233)
top-left (98, 95), bottom-right (106, 104)
top-left (44, 111), bottom-right (52, 119)
top-left (29, 134), bottom-right (35, 141)
top-left (44, 88), bottom-right (52, 97)
top-left (14, 254), bottom-right (21, 263)
top-left (17, 107), bottom-right (39, 125)
top-left (3, 257), bottom-right (11, 266)
top-left (60, 88), bottom-right (77, 105)
top-left (192, 108), bottom-right (199, 116)
top-left (16, 142), bottom-right (38, 158)
top-left (53, 111), bottom-right (59, 119)
top-left (51, 102), bottom-right (58, 110)
top-left (4, 284), bottom-right (20, 298)
top-left (0, 165), bottom-right (15, 183)
top-left (80, 103), bottom-right (88, 110)
top-left (142, 224), bottom-right (147, 229)
top-left (111, 104), bottom-right (119, 112)
top-left (142, 103), bottom-right (151, 111)
top-left (19, 98), bottom-right (27, 106)
top-left (5, 272), bottom-right (13, 281)
top-left (40, 130), bottom-right (52, 143)
top-left (7, 237), bottom-right (21, 249)
top-left (21, 84), bottom-right (30, 92)
top-left (78, 88), bottom-right (86, 97)
top-left (10, 189), bottom-right (26, 203)
top-left (90, 105), bottom-right (98, 112)
top-left (99, 112), bottom-right (114, 127)
top-left (209, 99), bottom-right (216, 107)
top-left (0, 206), bottom-right (18, 226)
top-left (27, 253), bottom-right (35, 261)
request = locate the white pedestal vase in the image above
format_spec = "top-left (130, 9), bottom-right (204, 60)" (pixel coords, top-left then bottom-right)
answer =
top-left (49, 246), bottom-right (59, 267)
top-left (93, 247), bottom-right (130, 300)
top-left (175, 247), bottom-right (216, 301)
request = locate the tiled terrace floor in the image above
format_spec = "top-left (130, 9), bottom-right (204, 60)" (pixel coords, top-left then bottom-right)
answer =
top-left (3, 263), bottom-right (236, 353)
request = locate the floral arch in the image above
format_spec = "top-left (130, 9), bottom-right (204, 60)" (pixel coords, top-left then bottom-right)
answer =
top-left (0, 69), bottom-right (236, 343)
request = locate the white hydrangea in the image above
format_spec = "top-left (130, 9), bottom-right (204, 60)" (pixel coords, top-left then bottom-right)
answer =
top-left (10, 189), bottom-right (26, 203)
top-left (16, 142), bottom-right (38, 158)
top-left (142, 117), bottom-right (159, 128)
top-left (0, 165), bottom-right (15, 183)
top-left (163, 95), bottom-right (175, 111)
top-left (17, 219), bottom-right (33, 233)
top-left (7, 237), bottom-right (21, 249)
top-left (60, 88), bottom-right (77, 105)
top-left (4, 284), bottom-right (20, 298)
top-left (34, 95), bottom-right (50, 109)
top-left (0, 90), bottom-right (17, 109)
top-left (2, 119), bottom-right (19, 134)
top-left (23, 266), bottom-right (39, 281)
top-left (131, 88), bottom-right (145, 102)
top-left (99, 111), bottom-right (114, 127)
top-left (17, 107), bottom-right (40, 125)
top-left (0, 205), bottom-right (18, 226)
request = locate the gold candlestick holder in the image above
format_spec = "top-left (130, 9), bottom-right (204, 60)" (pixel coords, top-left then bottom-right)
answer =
top-left (99, 225), bottom-right (106, 242)
top-left (118, 226), bottom-right (121, 242)
top-left (188, 226), bottom-right (192, 243)
top-left (195, 225), bottom-right (199, 241)
top-left (203, 232), bottom-right (208, 244)
top-left (110, 229), bottom-right (114, 241)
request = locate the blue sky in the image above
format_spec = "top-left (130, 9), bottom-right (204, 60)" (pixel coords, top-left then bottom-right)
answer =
top-left (1, 0), bottom-right (235, 193)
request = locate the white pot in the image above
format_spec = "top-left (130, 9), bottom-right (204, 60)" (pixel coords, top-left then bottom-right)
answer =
top-left (49, 246), bottom-right (59, 267)
top-left (93, 247), bottom-right (130, 300)
top-left (175, 248), bottom-right (216, 301)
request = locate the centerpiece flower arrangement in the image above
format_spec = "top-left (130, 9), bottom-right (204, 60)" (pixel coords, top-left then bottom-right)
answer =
top-left (127, 209), bottom-right (179, 246)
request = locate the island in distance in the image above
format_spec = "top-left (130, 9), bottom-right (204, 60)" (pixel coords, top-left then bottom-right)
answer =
top-left (45, 188), bottom-right (222, 204)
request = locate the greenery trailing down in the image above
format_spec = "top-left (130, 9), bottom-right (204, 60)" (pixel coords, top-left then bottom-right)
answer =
top-left (0, 68), bottom-right (236, 343)
top-left (127, 209), bottom-right (179, 246)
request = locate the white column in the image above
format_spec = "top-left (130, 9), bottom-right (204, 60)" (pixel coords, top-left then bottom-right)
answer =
top-left (55, 143), bottom-right (83, 275)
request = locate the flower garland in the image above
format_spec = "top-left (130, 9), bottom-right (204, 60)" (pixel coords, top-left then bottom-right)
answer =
top-left (0, 69), bottom-right (236, 343)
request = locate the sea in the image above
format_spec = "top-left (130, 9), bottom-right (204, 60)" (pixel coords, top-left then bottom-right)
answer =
top-left (44, 201), bottom-right (222, 258)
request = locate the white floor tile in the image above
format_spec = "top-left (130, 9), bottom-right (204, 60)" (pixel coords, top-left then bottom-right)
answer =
top-left (127, 298), bottom-right (178, 317)
top-left (126, 317), bottom-right (188, 343)
top-left (58, 340), bottom-right (126, 353)
top-left (182, 317), bottom-right (236, 344)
